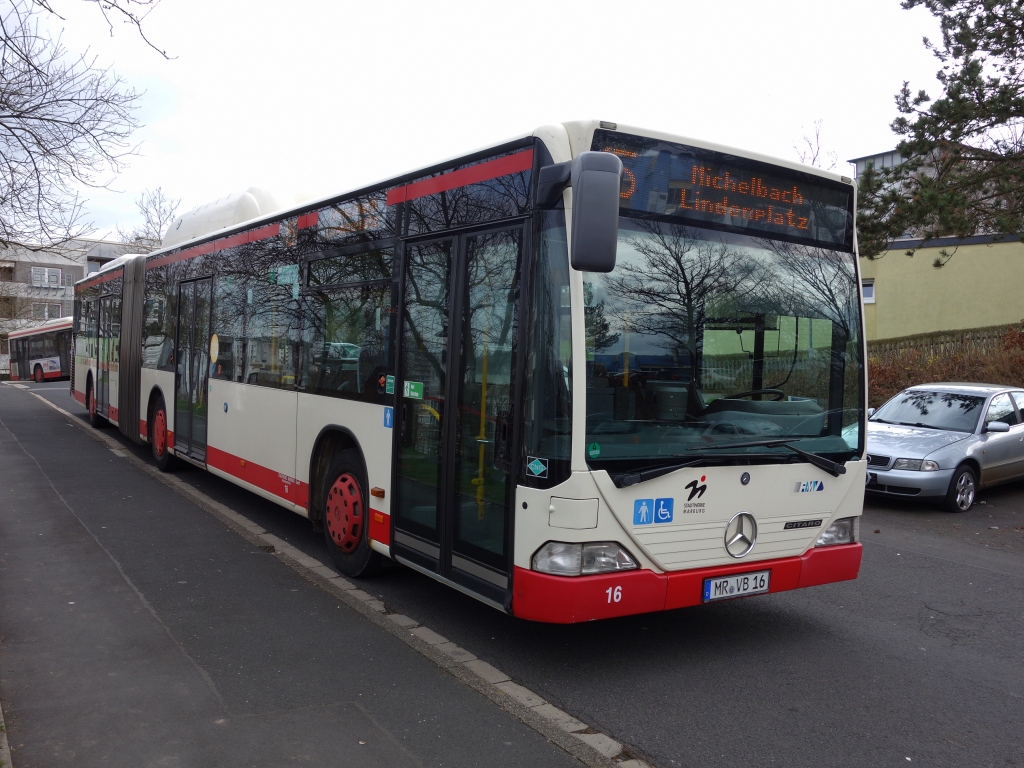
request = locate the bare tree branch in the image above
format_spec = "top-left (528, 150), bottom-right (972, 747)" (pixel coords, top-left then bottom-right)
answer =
top-left (1, 0), bottom-right (149, 252)
top-left (116, 185), bottom-right (179, 250)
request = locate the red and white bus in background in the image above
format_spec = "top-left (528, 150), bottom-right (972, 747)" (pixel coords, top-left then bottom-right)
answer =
top-left (8, 317), bottom-right (74, 382)
top-left (73, 121), bottom-right (867, 623)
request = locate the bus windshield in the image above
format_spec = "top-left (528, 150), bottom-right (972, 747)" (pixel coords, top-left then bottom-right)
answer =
top-left (583, 217), bottom-right (863, 470)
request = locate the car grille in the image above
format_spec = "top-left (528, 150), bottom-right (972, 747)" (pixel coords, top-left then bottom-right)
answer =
top-left (866, 454), bottom-right (891, 468)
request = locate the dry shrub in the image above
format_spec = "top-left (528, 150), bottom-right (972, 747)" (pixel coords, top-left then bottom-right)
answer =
top-left (869, 321), bottom-right (1024, 407)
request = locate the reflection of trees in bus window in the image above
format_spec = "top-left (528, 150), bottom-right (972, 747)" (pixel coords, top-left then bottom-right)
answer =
top-left (405, 149), bottom-right (533, 236)
top-left (212, 267), bottom-right (249, 382)
top-left (243, 241), bottom-right (302, 389)
top-left (308, 247), bottom-right (393, 285)
top-left (312, 191), bottom-right (396, 247)
top-left (301, 283), bottom-right (395, 400)
top-left (522, 210), bottom-right (572, 486)
top-left (581, 218), bottom-right (862, 463)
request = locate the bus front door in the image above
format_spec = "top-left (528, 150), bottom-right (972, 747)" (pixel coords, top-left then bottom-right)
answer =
top-left (174, 278), bottom-right (213, 463)
top-left (394, 225), bottom-right (524, 609)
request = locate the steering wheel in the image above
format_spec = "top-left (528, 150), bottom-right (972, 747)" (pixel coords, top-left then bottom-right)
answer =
top-left (723, 389), bottom-right (786, 401)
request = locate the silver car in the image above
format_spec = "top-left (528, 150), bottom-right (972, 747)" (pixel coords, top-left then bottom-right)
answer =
top-left (866, 383), bottom-right (1024, 512)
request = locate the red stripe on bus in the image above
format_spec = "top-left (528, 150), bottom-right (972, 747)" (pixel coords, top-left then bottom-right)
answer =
top-left (43, 370), bottom-right (63, 380)
top-left (368, 509), bottom-right (390, 546)
top-left (139, 419), bottom-right (148, 439)
top-left (147, 223), bottom-right (282, 270)
top-left (386, 149), bottom-right (534, 205)
top-left (108, 406), bottom-right (119, 424)
top-left (297, 211), bottom-right (318, 229)
top-left (73, 389), bottom-right (86, 406)
top-left (167, 430), bottom-right (174, 449)
top-left (206, 445), bottom-right (309, 507)
top-left (511, 543), bottom-right (862, 624)
top-left (77, 270), bottom-right (124, 290)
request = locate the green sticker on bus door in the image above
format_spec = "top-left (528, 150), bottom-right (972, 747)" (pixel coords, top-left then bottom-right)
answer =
top-left (403, 380), bottom-right (423, 399)
top-left (588, 442), bottom-right (601, 459)
top-left (385, 375), bottom-right (395, 394)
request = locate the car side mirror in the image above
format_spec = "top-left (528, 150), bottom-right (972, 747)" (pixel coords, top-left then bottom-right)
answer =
top-left (866, 408), bottom-right (875, 418)
top-left (570, 152), bottom-right (622, 273)
top-left (985, 420), bottom-right (1011, 433)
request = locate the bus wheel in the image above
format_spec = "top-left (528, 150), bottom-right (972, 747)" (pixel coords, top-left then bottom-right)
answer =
top-left (151, 396), bottom-right (173, 472)
top-left (87, 382), bottom-right (104, 428)
top-left (33, 365), bottom-right (43, 383)
top-left (322, 450), bottom-right (382, 577)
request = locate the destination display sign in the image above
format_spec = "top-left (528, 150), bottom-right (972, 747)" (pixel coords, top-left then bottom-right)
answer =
top-left (592, 129), bottom-right (853, 250)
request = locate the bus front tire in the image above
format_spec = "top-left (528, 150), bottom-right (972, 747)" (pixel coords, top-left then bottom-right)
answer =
top-left (33, 365), bottom-right (43, 383)
top-left (322, 449), bottom-right (382, 578)
top-left (150, 396), bottom-right (173, 472)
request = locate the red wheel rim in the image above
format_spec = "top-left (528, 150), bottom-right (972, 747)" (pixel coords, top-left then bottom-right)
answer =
top-left (325, 473), bottom-right (363, 553)
top-left (153, 409), bottom-right (167, 457)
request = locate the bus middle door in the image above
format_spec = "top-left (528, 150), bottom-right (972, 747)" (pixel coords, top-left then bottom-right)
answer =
top-left (96, 294), bottom-right (120, 420)
top-left (174, 278), bottom-right (213, 463)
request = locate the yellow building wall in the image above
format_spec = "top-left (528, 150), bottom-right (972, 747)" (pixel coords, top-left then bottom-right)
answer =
top-left (859, 239), bottom-right (1024, 341)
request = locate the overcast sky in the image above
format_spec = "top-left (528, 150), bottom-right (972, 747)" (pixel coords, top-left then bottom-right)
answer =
top-left (49, 0), bottom-right (944, 239)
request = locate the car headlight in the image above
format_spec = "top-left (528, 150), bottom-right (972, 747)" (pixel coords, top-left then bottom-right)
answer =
top-left (815, 517), bottom-right (860, 547)
top-left (532, 542), bottom-right (638, 576)
top-left (892, 458), bottom-right (940, 471)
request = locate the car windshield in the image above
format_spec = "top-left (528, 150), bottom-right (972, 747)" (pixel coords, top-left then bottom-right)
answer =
top-left (872, 390), bottom-right (985, 432)
top-left (582, 218), bottom-right (863, 471)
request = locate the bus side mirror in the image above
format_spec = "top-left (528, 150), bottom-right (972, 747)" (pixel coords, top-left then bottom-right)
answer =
top-left (570, 151), bottom-right (622, 273)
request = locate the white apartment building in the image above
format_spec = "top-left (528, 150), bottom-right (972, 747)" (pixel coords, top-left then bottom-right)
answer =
top-left (1, 238), bottom-right (122, 375)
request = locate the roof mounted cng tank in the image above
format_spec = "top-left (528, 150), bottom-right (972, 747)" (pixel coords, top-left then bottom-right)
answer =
top-left (161, 187), bottom-right (280, 249)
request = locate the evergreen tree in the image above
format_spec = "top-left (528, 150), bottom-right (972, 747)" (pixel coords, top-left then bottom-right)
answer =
top-left (858, 0), bottom-right (1024, 266)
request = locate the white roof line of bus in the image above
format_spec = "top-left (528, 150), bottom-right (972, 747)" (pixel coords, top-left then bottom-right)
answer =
top-left (84, 120), bottom-right (855, 267)
top-left (8, 315), bottom-right (74, 339)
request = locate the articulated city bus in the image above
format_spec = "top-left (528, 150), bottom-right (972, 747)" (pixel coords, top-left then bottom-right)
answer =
top-left (73, 121), bottom-right (866, 622)
top-left (9, 317), bottom-right (74, 382)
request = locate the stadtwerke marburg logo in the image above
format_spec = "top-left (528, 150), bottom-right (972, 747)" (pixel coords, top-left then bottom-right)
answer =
top-left (685, 475), bottom-right (708, 502)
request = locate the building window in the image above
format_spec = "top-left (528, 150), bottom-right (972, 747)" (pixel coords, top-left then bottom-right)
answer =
top-left (32, 303), bottom-right (62, 320)
top-left (0, 262), bottom-right (13, 282)
top-left (0, 297), bottom-right (14, 318)
top-left (862, 279), bottom-right (875, 304)
top-left (30, 267), bottom-right (63, 287)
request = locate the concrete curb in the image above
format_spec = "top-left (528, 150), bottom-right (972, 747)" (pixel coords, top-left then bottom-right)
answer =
top-left (22, 388), bottom-right (654, 768)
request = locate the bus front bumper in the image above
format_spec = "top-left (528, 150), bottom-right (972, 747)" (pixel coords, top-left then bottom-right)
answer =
top-left (511, 543), bottom-right (862, 623)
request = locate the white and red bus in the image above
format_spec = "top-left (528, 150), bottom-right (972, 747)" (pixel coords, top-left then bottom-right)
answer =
top-left (8, 316), bottom-right (74, 382)
top-left (73, 121), bottom-right (867, 622)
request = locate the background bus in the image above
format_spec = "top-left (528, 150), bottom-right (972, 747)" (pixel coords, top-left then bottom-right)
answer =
top-left (9, 317), bottom-right (74, 382)
top-left (73, 120), bottom-right (866, 623)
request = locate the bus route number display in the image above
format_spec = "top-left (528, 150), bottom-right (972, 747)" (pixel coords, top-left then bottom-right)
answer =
top-left (592, 129), bottom-right (852, 250)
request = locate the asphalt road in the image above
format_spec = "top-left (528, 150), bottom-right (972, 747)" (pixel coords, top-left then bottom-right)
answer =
top-left (14, 381), bottom-right (1024, 767)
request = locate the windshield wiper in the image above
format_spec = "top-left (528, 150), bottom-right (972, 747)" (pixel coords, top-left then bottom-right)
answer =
top-left (610, 458), bottom-right (709, 488)
top-left (688, 439), bottom-right (847, 477)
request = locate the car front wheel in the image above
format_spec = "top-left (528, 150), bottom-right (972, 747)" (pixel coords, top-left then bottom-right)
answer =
top-left (943, 465), bottom-right (977, 513)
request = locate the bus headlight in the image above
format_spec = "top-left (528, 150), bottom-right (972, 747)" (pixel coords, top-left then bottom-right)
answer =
top-left (532, 542), bottom-right (638, 576)
top-left (814, 517), bottom-right (860, 547)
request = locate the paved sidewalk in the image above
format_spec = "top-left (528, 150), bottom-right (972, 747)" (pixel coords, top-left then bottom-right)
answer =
top-left (0, 385), bottom-right (584, 767)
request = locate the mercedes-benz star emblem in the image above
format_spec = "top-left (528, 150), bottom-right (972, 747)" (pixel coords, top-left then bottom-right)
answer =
top-left (724, 512), bottom-right (757, 558)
